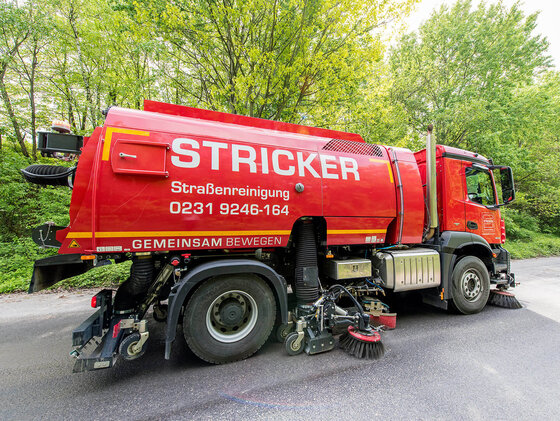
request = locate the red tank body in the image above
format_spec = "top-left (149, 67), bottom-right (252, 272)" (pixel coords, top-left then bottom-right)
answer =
top-left (56, 101), bottom-right (424, 255)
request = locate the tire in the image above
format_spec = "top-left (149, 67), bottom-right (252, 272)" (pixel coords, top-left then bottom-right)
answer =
top-left (450, 256), bottom-right (490, 314)
top-left (285, 332), bottom-right (304, 356)
top-left (276, 323), bottom-right (294, 343)
top-left (119, 332), bottom-right (147, 360)
top-left (183, 274), bottom-right (276, 364)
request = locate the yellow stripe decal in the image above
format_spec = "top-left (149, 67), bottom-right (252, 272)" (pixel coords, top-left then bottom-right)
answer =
top-left (67, 230), bottom-right (292, 239)
top-left (369, 159), bottom-right (394, 183)
top-left (102, 127), bottom-right (150, 161)
top-left (68, 229), bottom-right (386, 239)
top-left (327, 229), bottom-right (386, 235)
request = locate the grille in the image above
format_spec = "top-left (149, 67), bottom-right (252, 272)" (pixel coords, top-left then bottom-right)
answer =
top-left (323, 139), bottom-right (383, 157)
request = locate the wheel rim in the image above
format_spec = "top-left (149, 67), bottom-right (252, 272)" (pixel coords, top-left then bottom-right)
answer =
top-left (206, 290), bottom-right (258, 343)
top-left (461, 269), bottom-right (483, 302)
top-left (289, 338), bottom-right (301, 352)
top-left (127, 340), bottom-right (140, 356)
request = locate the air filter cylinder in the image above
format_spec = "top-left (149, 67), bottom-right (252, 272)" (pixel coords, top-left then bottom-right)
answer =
top-left (294, 221), bottom-right (320, 304)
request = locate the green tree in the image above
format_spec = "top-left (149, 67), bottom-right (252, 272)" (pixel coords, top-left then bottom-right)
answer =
top-left (0, 0), bottom-right (31, 157)
top-left (389, 0), bottom-right (550, 148)
top-left (498, 72), bottom-right (560, 234)
top-left (13, 1), bottom-right (50, 160)
top-left (120, 0), bottom-right (418, 124)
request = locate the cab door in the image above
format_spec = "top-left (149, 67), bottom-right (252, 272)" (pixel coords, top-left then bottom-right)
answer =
top-left (464, 164), bottom-right (502, 244)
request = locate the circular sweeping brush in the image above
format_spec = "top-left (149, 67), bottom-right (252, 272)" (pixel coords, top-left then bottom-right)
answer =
top-left (339, 326), bottom-right (385, 360)
top-left (488, 289), bottom-right (522, 309)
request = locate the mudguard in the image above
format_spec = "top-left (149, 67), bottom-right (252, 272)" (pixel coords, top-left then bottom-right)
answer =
top-left (164, 259), bottom-right (288, 359)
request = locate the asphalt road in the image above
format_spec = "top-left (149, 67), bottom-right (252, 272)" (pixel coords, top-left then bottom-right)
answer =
top-left (1, 257), bottom-right (560, 420)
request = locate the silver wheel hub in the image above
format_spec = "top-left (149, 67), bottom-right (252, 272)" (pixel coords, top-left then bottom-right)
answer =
top-left (206, 290), bottom-right (258, 343)
top-left (461, 270), bottom-right (482, 301)
top-left (127, 341), bottom-right (140, 355)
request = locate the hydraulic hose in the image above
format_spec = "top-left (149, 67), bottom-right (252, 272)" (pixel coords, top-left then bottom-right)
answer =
top-left (329, 284), bottom-right (365, 314)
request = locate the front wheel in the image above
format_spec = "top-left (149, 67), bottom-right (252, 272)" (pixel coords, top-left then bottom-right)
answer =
top-left (451, 256), bottom-right (490, 314)
top-left (183, 274), bottom-right (276, 364)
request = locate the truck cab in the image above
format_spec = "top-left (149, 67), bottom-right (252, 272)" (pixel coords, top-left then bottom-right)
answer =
top-left (415, 145), bottom-right (514, 244)
top-left (414, 145), bottom-right (515, 312)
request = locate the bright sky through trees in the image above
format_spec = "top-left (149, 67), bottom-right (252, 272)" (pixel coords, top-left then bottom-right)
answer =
top-left (405, 0), bottom-right (559, 67)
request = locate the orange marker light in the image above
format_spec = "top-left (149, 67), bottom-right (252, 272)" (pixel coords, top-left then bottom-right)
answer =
top-left (81, 255), bottom-right (96, 260)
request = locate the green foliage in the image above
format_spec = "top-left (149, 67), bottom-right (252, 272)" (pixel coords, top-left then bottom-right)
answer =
top-left (489, 72), bottom-right (560, 235)
top-left (506, 232), bottom-right (560, 260)
top-left (502, 208), bottom-right (540, 241)
top-left (390, 0), bottom-right (559, 239)
top-left (0, 146), bottom-right (71, 239)
top-left (0, 237), bottom-right (51, 293)
top-left (390, 0), bottom-right (551, 147)
top-left (0, 145), bottom-right (129, 293)
top-left (0, 235), bottom-right (131, 292)
top-left (56, 259), bottom-right (131, 290)
top-left (121, 0), bottom-right (418, 125)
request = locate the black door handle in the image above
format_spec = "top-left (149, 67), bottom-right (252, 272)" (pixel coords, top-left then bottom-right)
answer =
top-left (467, 221), bottom-right (478, 230)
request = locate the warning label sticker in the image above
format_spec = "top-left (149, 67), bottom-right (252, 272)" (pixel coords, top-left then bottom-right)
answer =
top-left (68, 239), bottom-right (81, 248)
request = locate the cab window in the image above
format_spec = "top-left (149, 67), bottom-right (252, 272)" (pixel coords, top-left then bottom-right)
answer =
top-left (465, 167), bottom-right (496, 206)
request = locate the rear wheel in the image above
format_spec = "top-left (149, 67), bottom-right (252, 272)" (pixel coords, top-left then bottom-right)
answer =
top-left (183, 274), bottom-right (276, 364)
top-left (451, 256), bottom-right (490, 314)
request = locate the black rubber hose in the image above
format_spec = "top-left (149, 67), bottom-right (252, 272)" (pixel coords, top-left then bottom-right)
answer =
top-left (21, 164), bottom-right (75, 187)
top-left (294, 221), bottom-right (320, 304)
top-left (329, 284), bottom-right (365, 314)
top-left (114, 256), bottom-right (155, 311)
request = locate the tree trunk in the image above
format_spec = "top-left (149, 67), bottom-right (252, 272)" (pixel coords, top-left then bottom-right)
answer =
top-left (68, 5), bottom-right (95, 128)
top-left (0, 77), bottom-right (29, 157)
top-left (30, 40), bottom-right (38, 161)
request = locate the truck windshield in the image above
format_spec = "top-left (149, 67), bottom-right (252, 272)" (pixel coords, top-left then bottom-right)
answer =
top-left (465, 167), bottom-right (496, 206)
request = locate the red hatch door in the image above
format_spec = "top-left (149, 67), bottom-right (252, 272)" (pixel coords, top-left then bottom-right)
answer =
top-left (111, 138), bottom-right (169, 177)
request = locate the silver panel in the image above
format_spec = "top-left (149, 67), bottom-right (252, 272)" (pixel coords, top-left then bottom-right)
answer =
top-left (325, 259), bottom-right (372, 280)
top-left (373, 248), bottom-right (440, 292)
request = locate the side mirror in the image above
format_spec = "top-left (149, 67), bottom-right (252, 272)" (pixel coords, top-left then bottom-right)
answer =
top-left (492, 166), bottom-right (515, 206)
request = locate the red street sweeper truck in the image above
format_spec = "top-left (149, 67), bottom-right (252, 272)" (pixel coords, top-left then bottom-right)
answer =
top-left (22, 100), bottom-right (519, 372)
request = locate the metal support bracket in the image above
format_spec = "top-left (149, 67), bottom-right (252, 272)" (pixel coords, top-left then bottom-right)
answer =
top-left (292, 319), bottom-right (306, 349)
